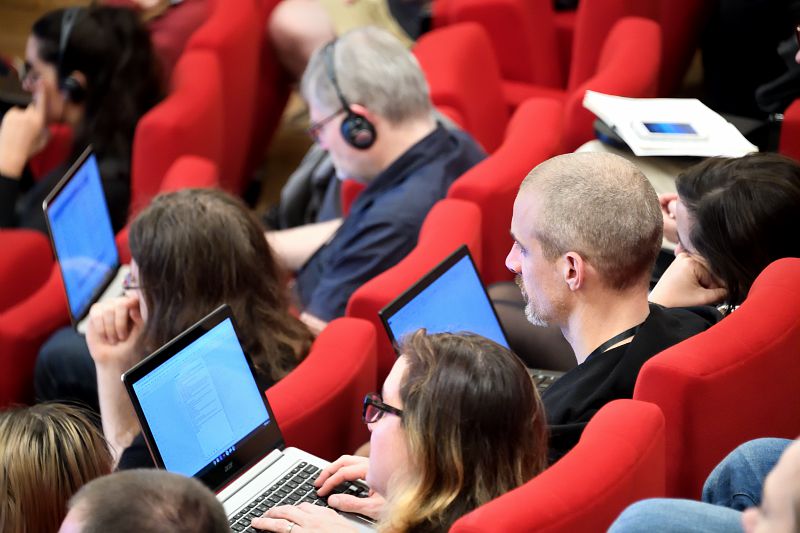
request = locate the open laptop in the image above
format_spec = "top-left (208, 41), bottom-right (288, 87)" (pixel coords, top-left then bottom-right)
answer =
top-left (379, 245), bottom-right (564, 393)
top-left (122, 304), bottom-right (375, 532)
top-left (42, 146), bottom-right (128, 333)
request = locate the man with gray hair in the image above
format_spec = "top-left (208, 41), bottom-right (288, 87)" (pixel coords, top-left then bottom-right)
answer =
top-left (505, 152), bottom-right (718, 462)
top-left (57, 470), bottom-right (229, 533)
top-left (268, 26), bottom-right (485, 333)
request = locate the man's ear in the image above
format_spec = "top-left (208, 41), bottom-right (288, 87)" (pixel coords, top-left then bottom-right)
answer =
top-left (562, 252), bottom-right (586, 292)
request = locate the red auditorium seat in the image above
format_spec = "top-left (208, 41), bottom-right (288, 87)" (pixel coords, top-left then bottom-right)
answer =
top-left (780, 99), bottom-right (800, 162)
top-left (555, 16), bottom-right (661, 151)
top-left (0, 156), bottom-right (220, 408)
top-left (130, 49), bottom-right (224, 217)
top-left (0, 230), bottom-right (53, 313)
top-left (413, 23), bottom-right (510, 153)
top-left (186, 0), bottom-right (262, 194)
top-left (414, 23), bottom-right (562, 284)
top-left (346, 198), bottom-right (482, 383)
top-left (450, 399), bottom-right (666, 533)
top-left (28, 124), bottom-right (73, 180)
top-left (266, 317), bottom-right (377, 461)
top-left (634, 258), bottom-right (800, 498)
top-left (435, 0), bottom-right (707, 99)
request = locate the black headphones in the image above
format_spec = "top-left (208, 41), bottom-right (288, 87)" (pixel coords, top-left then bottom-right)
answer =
top-left (58, 7), bottom-right (87, 103)
top-left (323, 39), bottom-right (376, 150)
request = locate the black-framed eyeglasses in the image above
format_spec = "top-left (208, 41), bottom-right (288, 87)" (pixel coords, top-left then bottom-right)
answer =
top-left (362, 392), bottom-right (403, 424)
top-left (122, 272), bottom-right (140, 291)
top-left (306, 108), bottom-right (345, 142)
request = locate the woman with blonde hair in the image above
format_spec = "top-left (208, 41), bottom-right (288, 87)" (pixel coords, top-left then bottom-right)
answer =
top-left (251, 329), bottom-right (548, 533)
top-left (0, 403), bottom-right (112, 533)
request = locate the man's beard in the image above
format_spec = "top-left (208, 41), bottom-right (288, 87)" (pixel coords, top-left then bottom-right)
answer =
top-left (515, 275), bottom-right (549, 327)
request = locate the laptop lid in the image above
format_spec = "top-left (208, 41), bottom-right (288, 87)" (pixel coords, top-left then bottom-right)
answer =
top-left (379, 245), bottom-right (510, 351)
top-left (42, 146), bottom-right (120, 325)
top-left (122, 304), bottom-right (284, 493)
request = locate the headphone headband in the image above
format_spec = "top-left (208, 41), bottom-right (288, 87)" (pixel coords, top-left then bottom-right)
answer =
top-left (323, 39), bottom-right (351, 112)
top-left (58, 7), bottom-right (82, 77)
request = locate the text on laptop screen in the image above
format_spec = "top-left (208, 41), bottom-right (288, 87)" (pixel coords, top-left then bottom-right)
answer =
top-left (132, 318), bottom-right (270, 477)
top-left (47, 153), bottom-right (118, 318)
top-left (385, 254), bottom-right (509, 348)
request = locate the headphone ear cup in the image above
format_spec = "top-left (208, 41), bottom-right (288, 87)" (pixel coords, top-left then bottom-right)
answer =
top-left (60, 75), bottom-right (86, 103)
top-left (341, 112), bottom-right (376, 150)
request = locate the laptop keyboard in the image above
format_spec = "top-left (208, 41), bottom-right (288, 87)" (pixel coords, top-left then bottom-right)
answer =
top-left (227, 461), bottom-right (370, 532)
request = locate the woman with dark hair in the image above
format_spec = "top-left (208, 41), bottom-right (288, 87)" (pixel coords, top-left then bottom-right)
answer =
top-left (650, 152), bottom-right (800, 311)
top-left (0, 403), bottom-right (112, 533)
top-left (42, 188), bottom-right (313, 466)
top-left (0, 5), bottom-right (162, 232)
top-left (251, 329), bottom-right (548, 533)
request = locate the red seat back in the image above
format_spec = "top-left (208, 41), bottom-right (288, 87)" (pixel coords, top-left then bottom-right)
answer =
top-left (0, 230), bottom-right (53, 313)
top-left (780, 99), bottom-right (800, 162)
top-left (414, 23), bottom-right (509, 153)
top-left (131, 49), bottom-right (224, 218)
top-left (266, 318), bottom-right (377, 460)
top-left (561, 17), bottom-right (661, 152)
top-left (451, 400), bottom-right (666, 532)
top-left (448, 97), bottom-right (562, 284)
top-left (346, 199), bottom-right (482, 383)
top-left (634, 258), bottom-right (800, 498)
top-left (187, 0), bottom-right (261, 193)
top-left (433, 0), bottom-right (563, 88)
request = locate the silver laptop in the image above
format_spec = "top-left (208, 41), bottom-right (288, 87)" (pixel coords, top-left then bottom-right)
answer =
top-left (42, 146), bottom-right (128, 333)
top-left (379, 245), bottom-right (564, 392)
top-left (122, 305), bottom-right (375, 532)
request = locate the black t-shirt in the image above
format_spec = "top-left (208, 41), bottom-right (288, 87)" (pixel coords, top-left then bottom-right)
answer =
top-left (542, 303), bottom-right (720, 463)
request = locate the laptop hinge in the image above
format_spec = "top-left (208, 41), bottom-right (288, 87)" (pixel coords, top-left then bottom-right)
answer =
top-left (217, 448), bottom-right (284, 504)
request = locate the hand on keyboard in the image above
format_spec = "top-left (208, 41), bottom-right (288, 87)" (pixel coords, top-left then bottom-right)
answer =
top-left (251, 502), bottom-right (356, 532)
top-left (314, 455), bottom-right (384, 520)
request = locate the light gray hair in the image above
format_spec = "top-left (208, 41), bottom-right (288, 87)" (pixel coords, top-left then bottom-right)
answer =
top-left (300, 26), bottom-right (433, 124)
top-left (520, 152), bottom-right (662, 289)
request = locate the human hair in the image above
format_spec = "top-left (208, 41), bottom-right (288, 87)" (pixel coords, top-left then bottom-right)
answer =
top-left (521, 152), bottom-right (662, 290)
top-left (300, 26), bottom-right (432, 124)
top-left (0, 403), bottom-right (112, 533)
top-left (67, 469), bottom-right (229, 533)
top-left (383, 330), bottom-right (548, 533)
top-left (31, 6), bottom-right (162, 181)
top-left (128, 188), bottom-right (313, 381)
top-left (676, 152), bottom-right (800, 307)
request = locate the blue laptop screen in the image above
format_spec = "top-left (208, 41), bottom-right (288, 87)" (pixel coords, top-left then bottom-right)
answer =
top-left (132, 318), bottom-right (270, 477)
top-left (47, 153), bottom-right (118, 318)
top-left (385, 254), bottom-right (509, 348)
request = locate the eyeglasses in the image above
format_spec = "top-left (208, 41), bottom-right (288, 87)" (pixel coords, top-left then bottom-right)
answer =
top-left (19, 62), bottom-right (41, 87)
top-left (122, 272), bottom-right (140, 291)
top-left (362, 392), bottom-right (403, 424)
top-left (305, 108), bottom-right (345, 142)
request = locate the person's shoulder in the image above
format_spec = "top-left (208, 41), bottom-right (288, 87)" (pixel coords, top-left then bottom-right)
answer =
top-left (652, 303), bottom-right (722, 330)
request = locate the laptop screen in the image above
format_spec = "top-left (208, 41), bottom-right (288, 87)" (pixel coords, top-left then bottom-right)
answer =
top-left (380, 246), bottom-right (509, 349)
top-left (44, 149), bottom-right (119, 320)
top-left (131, 316), bottom-right (271, 478)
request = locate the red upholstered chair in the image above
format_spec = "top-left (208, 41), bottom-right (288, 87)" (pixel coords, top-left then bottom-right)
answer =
top-left (556, 16), bottom-right (661, 151)
top-left (450, 399), bottom-right (666, 533)
top-left (634, 258), bottom-right (800, 499)
top-left (0, 230), bottom-right (53, 313)
top-left (187, 0), bottom-right (262, 193)
top-left (780, 99), bottom-right (800, 162)
top-left (413, 24), bottom-right (510, 153)
top-left (28, 124), bottom-right (73, 180)
top-left (416, 23), bottom-right (562, 284)
top-left (345, 198), bottom-right (482, 383)
top-left (447, 96), bottom-right (561, 285)
top-left (130, 49), bottom-right (224, 217)
top-left (0, 157), bottom-right (220, 408)
top-left (266, 317), bottom-right (377, 461)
